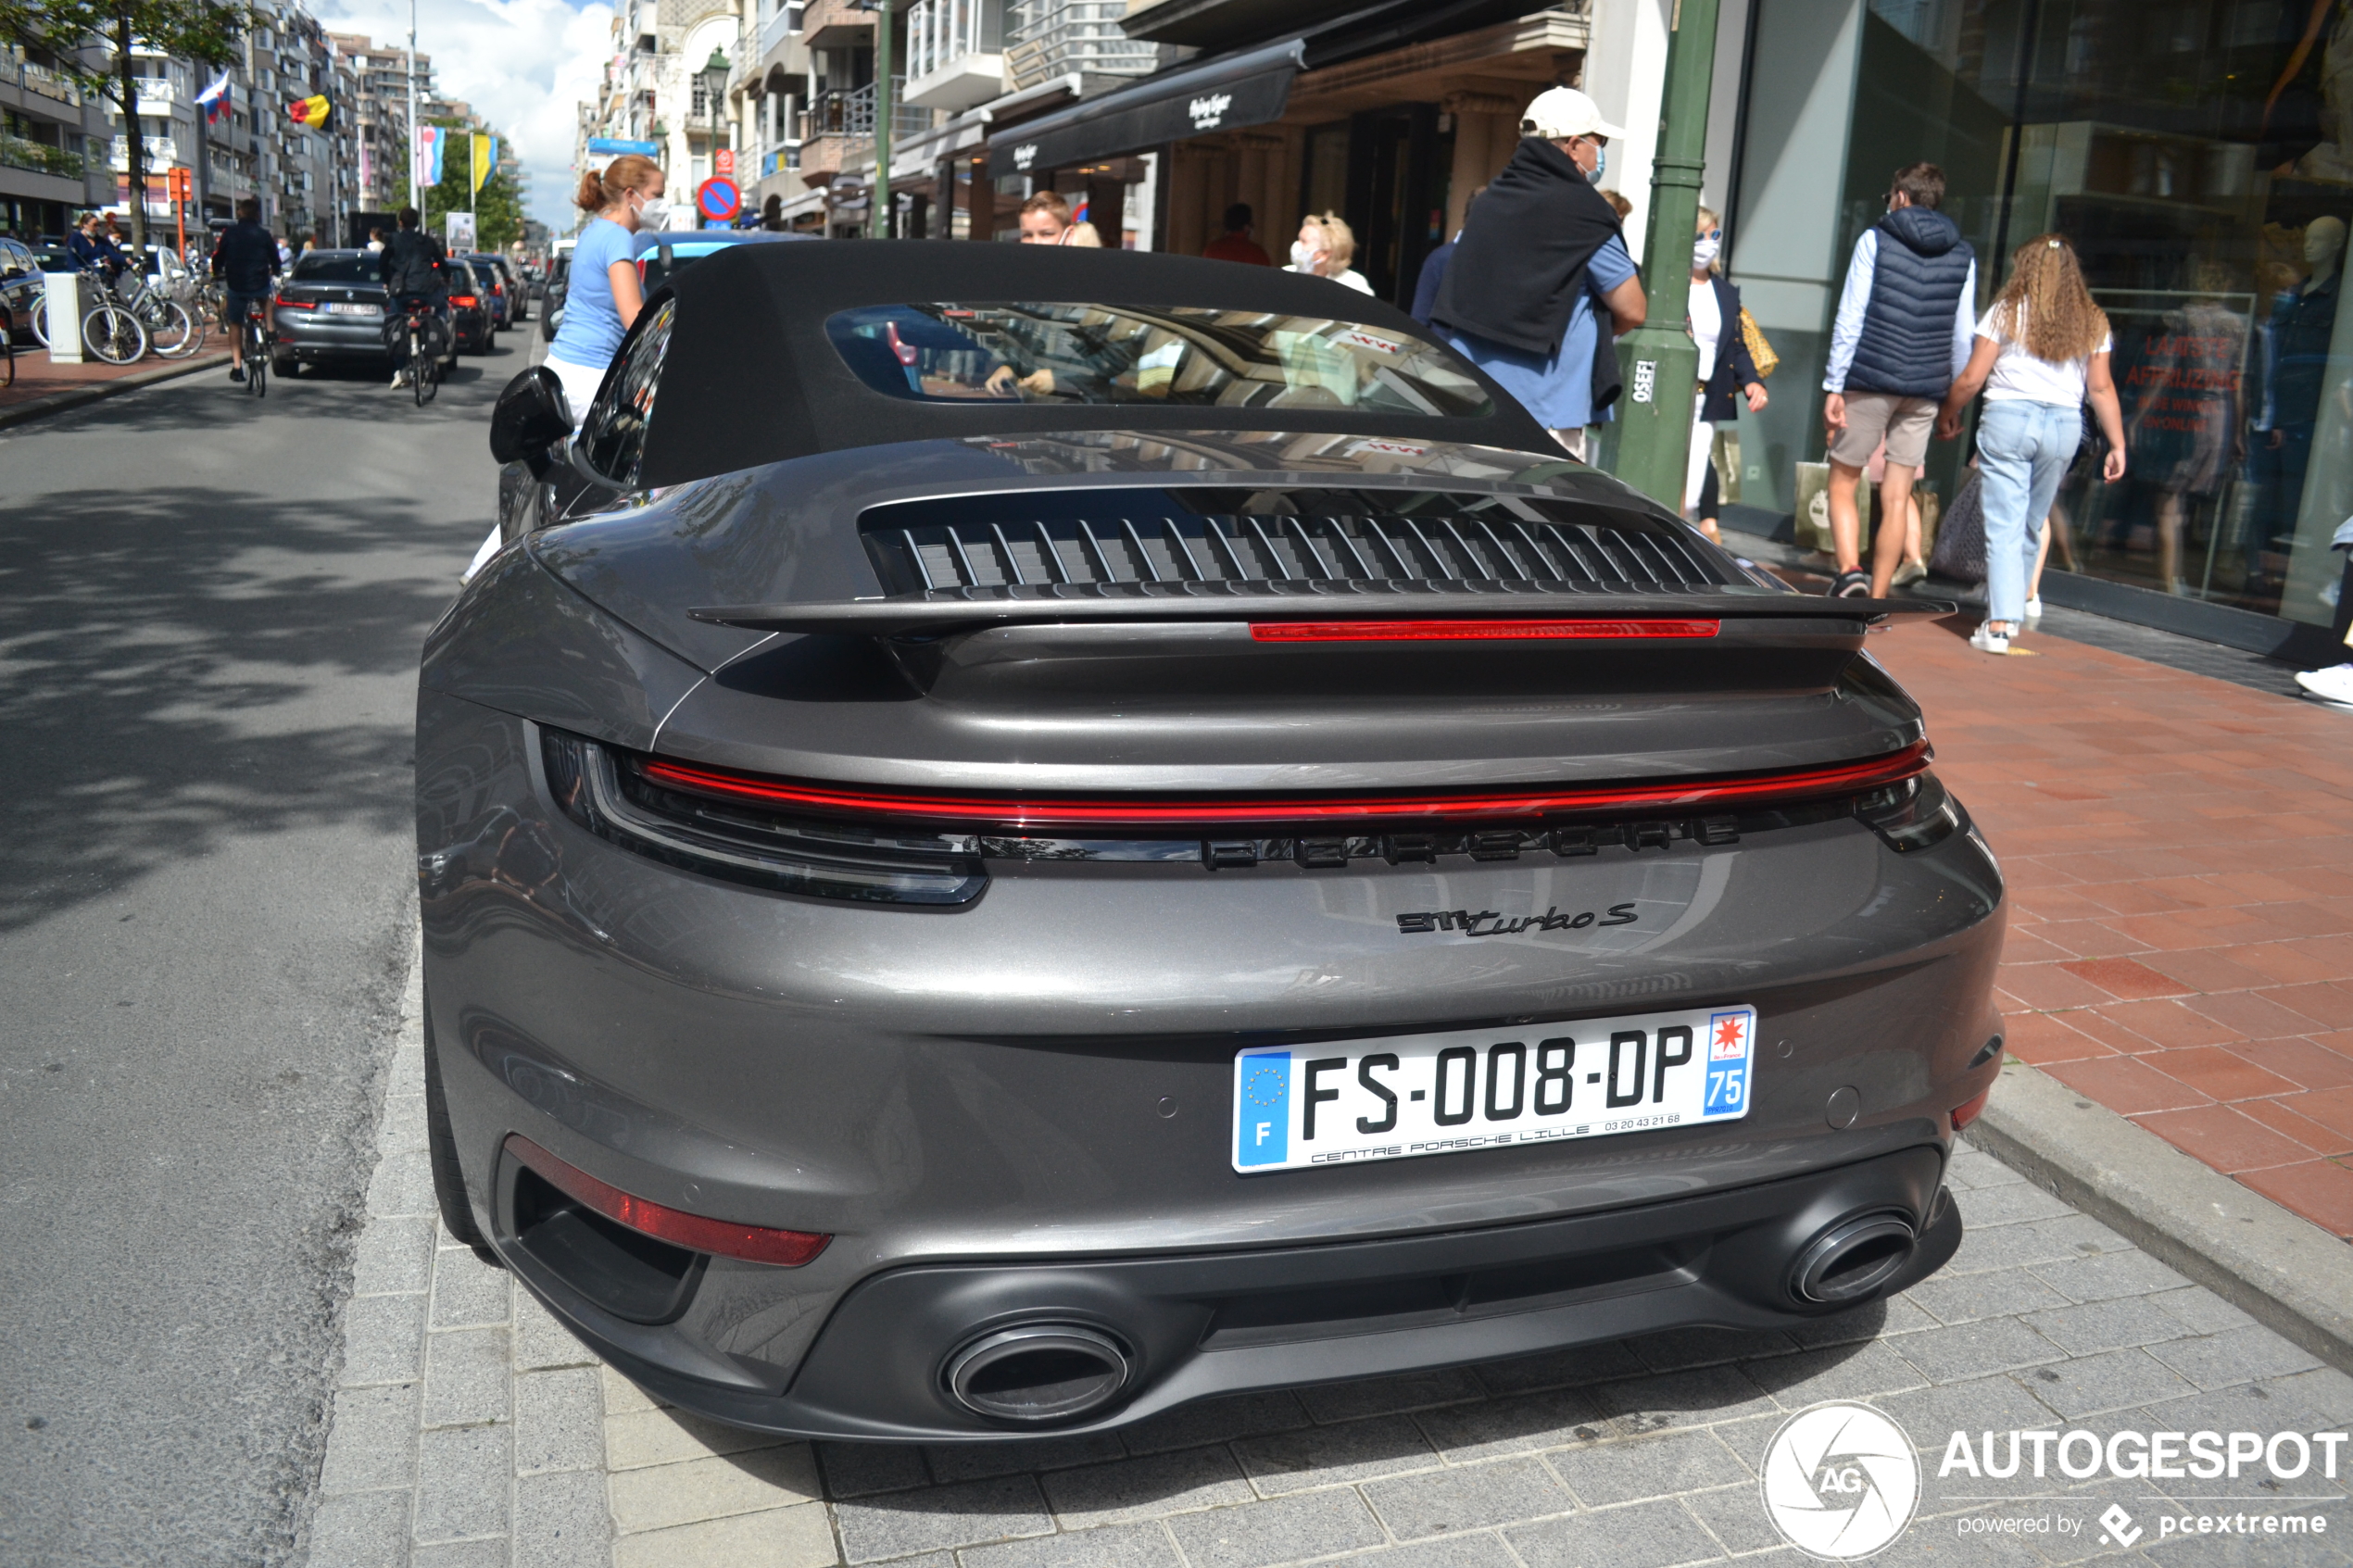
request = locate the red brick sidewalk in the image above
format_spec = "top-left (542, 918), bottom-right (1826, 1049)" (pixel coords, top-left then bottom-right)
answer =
top-left (0, 345), bottom-right (229, 414)
top-left (1872, 617), bottom-right (2353, 1238)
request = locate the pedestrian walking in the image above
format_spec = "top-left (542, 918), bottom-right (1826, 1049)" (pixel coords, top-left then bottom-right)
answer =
top-left (1287, 213), bottom-right (1372, 294)
top-left (1935, 233), bottom-right (2126, 655)
top-left (1428, 86), bottom-right (1645, 461)
top-left (1202, 203), bottom-right (1272, 267)
top-left (1683, 206), bottom-right (1768, 542)
top-left (1821, 162), bottom-right (1977, 597)
top-left (1016, 192), bottom-right (1102, 246)
top-left (545, 153), bottom-right (666, 424)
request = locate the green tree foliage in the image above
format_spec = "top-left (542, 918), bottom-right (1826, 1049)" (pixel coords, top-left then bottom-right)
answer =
top-left (0, 0), bottom-right (250, 247)
top-left (388, 119), bottom-right (522, 250)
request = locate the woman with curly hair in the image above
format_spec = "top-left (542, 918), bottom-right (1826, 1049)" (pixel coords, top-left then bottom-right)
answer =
top-left (1936, 233), bottom-right (2126, 654)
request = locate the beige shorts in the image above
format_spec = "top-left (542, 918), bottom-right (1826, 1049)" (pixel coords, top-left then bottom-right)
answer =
top-left (1830, 391), bottom-right (1936, 470)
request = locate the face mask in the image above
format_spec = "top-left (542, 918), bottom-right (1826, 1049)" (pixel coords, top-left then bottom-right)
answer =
top-left (633, 195), bottom-right (670, 228)
top-left (1589, 144), bottom-right (1607, 183)
top-left (1692, 235), bottom-right (1720, 270)
top-left (1290, 238), bottom-right (1317, 270)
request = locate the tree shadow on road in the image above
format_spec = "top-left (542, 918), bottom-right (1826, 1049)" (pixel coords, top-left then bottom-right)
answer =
top-left (0, 482), bottom-right (468, 932)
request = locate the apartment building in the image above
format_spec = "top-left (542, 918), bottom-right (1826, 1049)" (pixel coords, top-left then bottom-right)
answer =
top-left (327, 32), bottom-right (423, 213)
top-left (2, 44), bottom-right (114, 237)
top-left (574, 0), bottom-right (751, 233)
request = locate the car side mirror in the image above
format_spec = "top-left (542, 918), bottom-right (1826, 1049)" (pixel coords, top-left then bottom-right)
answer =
top-left (490, 367), bottom-right (572, 479)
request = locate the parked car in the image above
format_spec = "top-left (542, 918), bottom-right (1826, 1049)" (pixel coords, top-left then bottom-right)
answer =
top-left (632, 227), bottom-right (812, 292)
top-left (435, 245), bottom-right (2000, 1443)
top-left (463, 251), bottom-right (519, 329)
top-left (267, 249), bottom-right (394, 375)
top-left (537, 255), bottom-right (567, 344)
top-left (449, 258), bottom-right (496, 354)
top-left (0, 236), bottom-right (44, 342)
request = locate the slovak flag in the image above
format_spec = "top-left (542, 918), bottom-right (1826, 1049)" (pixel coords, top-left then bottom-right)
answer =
top-left (195, 70), bottom-right (231, 125)
top-left (414, 123), bottom-right (446, 189)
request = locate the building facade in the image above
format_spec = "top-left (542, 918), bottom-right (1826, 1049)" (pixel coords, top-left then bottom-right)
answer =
top-left (2, 44), bottom-right (114, 236)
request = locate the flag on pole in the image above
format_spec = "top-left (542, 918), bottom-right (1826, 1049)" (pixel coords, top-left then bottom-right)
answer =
top-left (195, 70), bottom-right (232, 125)
top-left (286, 94), bottom-right (332, 130)
top-left (471, 132), bottom-right (497, 194)
top-left (414, 124), bottom-right (446, 189)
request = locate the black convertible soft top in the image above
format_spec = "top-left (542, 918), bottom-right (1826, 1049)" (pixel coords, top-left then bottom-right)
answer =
top-left (639, 243), bottom-right (1555, 488)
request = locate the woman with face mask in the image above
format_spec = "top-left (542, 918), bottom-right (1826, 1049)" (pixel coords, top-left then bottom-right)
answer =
top-left (1287, 213), bottom-right (1374, 295)
top-left (545, 153), bottom-right (669, 426)
top-left (1685, 206), bottom-right (1768, 541)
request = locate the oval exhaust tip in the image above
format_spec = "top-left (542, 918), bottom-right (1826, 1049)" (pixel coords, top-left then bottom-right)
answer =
top-left (946, 1324), bottom-right (1131, 1424)
top-left (1791, 1213), bottom-right (1917, 1305)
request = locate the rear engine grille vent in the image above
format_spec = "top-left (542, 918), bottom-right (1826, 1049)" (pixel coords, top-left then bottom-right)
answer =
top-left (863, 507), bottom-right (1743, 598)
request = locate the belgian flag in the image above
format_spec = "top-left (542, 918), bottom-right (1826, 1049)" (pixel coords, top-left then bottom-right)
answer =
top-left (287, 94), bottom-right (332, 130)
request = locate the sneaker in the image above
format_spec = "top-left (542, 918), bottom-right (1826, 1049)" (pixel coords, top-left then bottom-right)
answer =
top-left (2295, 662), bottom-right (2353, 703)
top-left (1969, 623), bottom-right (2009, 655)
top-left (2023, 595), bottom-right (2044, 621)
top-left (1829, 570), bottom-right (1871, 598)
top-left (228, 365), bottom-right (245, 383)
top-left (1891, 558), bottom-right (1927, 587)
top-left (391, 370), bottom-right (406, 388)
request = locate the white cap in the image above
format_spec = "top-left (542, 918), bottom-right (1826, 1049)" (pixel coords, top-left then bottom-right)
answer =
top-left (1520, 86), bottom-right (1626, 142)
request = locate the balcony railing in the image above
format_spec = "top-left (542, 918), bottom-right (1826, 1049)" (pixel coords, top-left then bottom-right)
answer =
top-left (802, 80), bottom-right (928, 142)
top-left (906, 0), bottom-right (1000, 82)
top-left (0, 132), bottom-right (84, 179)
top-left (107, 134), bottom-right (177, 170)
top-left (6, 52), bottom-right (84, 106)
top-left (1003, 0), bottom-right (1154, 81)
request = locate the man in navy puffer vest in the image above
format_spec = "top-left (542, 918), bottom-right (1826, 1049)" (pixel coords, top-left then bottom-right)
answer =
top-left (1821, 162), bottom-right (1977, 597)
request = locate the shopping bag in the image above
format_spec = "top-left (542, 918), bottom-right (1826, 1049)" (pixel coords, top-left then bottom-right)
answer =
top-left (1927, 468), bottom-right (1986, 584)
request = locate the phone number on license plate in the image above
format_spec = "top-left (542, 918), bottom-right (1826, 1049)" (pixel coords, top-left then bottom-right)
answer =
top-left (1231, 1005), bottom-right (1755, 1173)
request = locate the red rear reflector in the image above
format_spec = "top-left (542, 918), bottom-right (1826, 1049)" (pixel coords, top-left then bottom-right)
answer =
top-left (1252, 619), bottom-right (1719, 643)
top-left (635, 740), bottom-right (1931, 830)
top-left (1951, 1088), bottom-right (1991, 1132)
top-left (503, 1134), bottom-right (829, 1267)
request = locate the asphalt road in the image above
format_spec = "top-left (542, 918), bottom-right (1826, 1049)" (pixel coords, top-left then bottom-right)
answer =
top-left (0, 332), bottom-right (525, 1564)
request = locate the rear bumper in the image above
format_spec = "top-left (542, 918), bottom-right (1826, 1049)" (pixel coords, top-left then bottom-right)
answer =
top-left (272, 309), bottom-right (390, 359)
top-left (499, 1144), bottom-right (1957, 1441)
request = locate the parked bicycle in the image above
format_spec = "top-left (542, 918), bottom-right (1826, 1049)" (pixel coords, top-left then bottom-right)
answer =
top-left (30, 267), bottom-right (152, 365)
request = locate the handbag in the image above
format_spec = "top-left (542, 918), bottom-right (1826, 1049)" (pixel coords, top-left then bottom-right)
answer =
top-left (1739, 307), bottom-right (1779, 379)
top-left (1927, 468), bottom-right (1986, 585)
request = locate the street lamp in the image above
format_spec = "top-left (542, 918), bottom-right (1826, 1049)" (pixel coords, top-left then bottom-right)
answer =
top-left (1607, 0), bottom-right (1723, 509)
top-left (701, 45), bottom-right (730, 222)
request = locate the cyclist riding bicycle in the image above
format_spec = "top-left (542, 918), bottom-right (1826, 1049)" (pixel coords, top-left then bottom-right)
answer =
top-left (378, 206), bottom-right (451, 389)
top-left (211, 196), bottom-right (279, 384)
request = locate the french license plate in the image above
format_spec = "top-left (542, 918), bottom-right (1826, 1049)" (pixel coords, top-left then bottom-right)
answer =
top-left (325, 301), bottom-right (381, 316)
top-left (1232, 1005), bottom-right (1755, 1173)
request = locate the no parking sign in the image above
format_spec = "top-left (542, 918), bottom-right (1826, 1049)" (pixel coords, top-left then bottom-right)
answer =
top-left (697, 177), bottom-right (742, 223)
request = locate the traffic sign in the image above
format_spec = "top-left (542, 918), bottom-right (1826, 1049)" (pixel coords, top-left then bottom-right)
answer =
top-left (697, 176), bottom-right (742, 222)
top-left (713, 147), bottom-right (736, 178)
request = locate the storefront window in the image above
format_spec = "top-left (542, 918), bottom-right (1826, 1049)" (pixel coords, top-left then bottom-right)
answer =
top-left (1854, 0), bottom-right (2353, 625)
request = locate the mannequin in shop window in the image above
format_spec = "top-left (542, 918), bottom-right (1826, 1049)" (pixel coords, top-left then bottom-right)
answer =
top-left (2254, 217), bottom-right (2344, 573)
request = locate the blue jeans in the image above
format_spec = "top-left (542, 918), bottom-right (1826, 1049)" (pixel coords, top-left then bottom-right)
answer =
top-left (1977, 399), bottom-right (2081, 626)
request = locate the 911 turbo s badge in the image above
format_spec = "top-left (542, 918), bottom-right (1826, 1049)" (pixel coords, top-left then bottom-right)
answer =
top-left (1397, 904), bottom-right (1639, 935)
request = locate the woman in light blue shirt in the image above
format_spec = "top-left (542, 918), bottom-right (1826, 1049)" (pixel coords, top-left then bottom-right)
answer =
top-left (547, 153), bottom-right (668, 424)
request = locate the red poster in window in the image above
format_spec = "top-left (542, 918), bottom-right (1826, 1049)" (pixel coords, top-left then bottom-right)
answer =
top-left (714, 147), bottom-right (736, 178)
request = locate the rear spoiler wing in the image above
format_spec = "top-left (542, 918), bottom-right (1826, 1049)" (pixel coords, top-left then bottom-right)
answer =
top-left (691, 593), bottom-right (1958, 638)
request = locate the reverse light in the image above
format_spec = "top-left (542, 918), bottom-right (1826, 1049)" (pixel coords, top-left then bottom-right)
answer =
top-left (504, 1134), bottom-right (830, 1267)
top-left (1951, 1087), bottom-right (1991, 1132)
top-left (633, 741), bottom-right (1932, 830)
top-left (1251, 619), bottom-right (1719, 643)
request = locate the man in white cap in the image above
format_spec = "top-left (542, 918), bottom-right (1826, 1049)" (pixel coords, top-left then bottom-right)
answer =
top-left (1429, 85), bottom-right (1647, 460)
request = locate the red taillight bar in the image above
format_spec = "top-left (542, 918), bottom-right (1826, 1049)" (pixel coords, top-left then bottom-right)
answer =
top-left (273, 295), bottom-right (314, 309)
top-left (503, 1134), bottom-right (829, 1267)
top-left (635, 741), bottom-right (1931, 830)
top-left (1252, 619), bottom-right (1719, 643)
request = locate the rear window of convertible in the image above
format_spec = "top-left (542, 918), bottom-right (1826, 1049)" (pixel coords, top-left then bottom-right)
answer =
top-left (825, 303), bottom-right (1494, 419)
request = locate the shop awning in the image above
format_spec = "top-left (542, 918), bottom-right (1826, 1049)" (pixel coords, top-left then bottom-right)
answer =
top-left (983, 39), bottom-right (1305, 180)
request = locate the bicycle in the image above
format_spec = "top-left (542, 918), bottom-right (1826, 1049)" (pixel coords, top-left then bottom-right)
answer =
top-left (120, 272), bottom-right (202, 358)
top-left (30, 267), bottom-right (149, 365)
top-left (396, 297), bottom-right (442, 407)
top-left (242, 307), bottom-right (267, 398)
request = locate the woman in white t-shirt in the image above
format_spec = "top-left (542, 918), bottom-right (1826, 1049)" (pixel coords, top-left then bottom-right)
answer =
top-left (1936, 234), bottom-right (2126, 654)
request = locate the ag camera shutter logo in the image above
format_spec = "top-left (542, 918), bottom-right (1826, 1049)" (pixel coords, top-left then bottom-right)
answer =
top-left (1761, 1402), bottom-right (1921, 1560)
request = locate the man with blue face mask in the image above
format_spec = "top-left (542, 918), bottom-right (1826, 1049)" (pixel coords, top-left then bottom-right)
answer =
top-left (1428, 86), bottom-right (1646, 461)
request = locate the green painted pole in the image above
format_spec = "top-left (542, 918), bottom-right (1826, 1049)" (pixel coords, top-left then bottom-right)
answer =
top-left (872, 0), bottom-right (894, 239)
top-left (1609, 0), bottom-right (1721, 508)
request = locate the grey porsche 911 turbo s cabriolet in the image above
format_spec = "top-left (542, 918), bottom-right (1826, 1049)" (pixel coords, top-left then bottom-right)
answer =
top-left (425, 243), bottom-right (2004, 1442)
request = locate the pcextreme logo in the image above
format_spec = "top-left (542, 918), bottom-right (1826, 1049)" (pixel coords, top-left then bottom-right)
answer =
top-left (1760, 1402), bottom-right (1921, 1560)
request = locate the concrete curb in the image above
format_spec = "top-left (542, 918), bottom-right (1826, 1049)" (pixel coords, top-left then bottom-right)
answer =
top-left (0, 348), bottom-right (231, 429)
top-left (1969, 1058), bottom-right (2353, 1375)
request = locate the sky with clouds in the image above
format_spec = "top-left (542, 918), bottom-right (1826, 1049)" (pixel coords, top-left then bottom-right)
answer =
top-left (313, 0), bottom-right (616, 231)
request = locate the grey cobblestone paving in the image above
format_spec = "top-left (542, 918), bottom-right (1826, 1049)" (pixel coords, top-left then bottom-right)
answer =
top-left (302, 951), bottom-right (2353, 1565)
